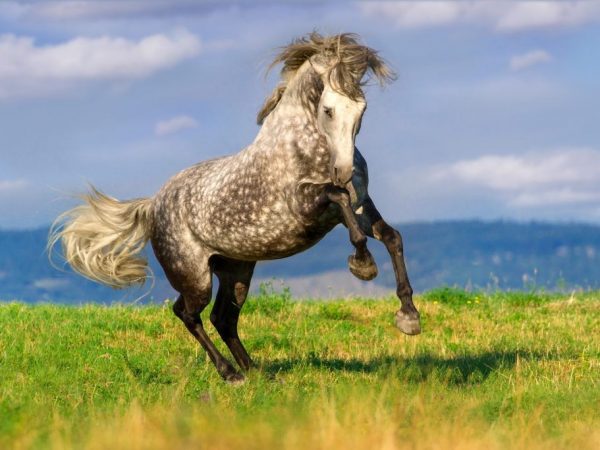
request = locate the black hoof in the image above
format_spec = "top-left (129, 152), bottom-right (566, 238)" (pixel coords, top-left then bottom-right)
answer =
top-left (221, 367), bottom-right (246, 384)
top-left (348, 254), bottom-right (378, 281)
top-left (395, 310), bottom-right (421, 335)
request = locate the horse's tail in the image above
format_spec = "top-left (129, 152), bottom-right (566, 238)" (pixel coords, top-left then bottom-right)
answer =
top-left (48, 187), bottom-right (154, 289)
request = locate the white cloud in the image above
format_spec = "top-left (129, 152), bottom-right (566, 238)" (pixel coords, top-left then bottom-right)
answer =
top-left (510, 50), bottom-right (553, 71)
top-left (434, 148), bottom-right (600, 207)
top-left (155, 115), bottom-right (198, 136)
top-left (495, 1), bottom-right (600, 31)
top-left (0, 29), bottom-right (201, 99)
top-left (360, 1), bottom-right (600, 32)
top-left (0, 179), bottom-right (28, 193)
top-left (437, 149), bottom-right (600, 190)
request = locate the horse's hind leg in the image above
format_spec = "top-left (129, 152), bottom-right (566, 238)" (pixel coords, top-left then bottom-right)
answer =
top-left (163, 251), bottom-right (244, 383)
top-left (326, 186), bottom-right (378, 281)
top-left (210, 258), bottom-right (256, 371)
top-left (357, 197), bottom-right (421, 335)
top-left (173, 291), bottom-right (244, 383)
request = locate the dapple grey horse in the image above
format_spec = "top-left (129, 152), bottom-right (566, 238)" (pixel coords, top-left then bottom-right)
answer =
top-left (51, 33), bottom-right (421, 383)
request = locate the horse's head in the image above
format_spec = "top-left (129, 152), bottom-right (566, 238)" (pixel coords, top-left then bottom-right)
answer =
top-left (311, 57), bottom-right (366, 186)
top-left (258, 32), bottom-right (396, 187)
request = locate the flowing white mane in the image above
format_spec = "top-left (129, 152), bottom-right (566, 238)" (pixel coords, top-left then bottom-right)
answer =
top-left (257, 32), bottom-right (396, 124)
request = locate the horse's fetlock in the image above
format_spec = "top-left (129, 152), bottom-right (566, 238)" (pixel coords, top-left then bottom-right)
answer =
top-left (352, 235), bottom-right (368, 248)
top-left (397, 285), bottom-right (413, 299)
top-left (217, 360), bottom-right (237, 375)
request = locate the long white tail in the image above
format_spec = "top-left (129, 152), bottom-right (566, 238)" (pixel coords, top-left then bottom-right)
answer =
top-left (49, 187), bottom-right (154, 289)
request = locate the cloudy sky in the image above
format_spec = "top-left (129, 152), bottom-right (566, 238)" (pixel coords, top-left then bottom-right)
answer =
top-left (1, 0), bottom-right (599, 229)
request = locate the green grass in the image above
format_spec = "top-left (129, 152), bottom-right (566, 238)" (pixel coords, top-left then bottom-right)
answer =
top-left (0, 290), bottom-right (598, 449)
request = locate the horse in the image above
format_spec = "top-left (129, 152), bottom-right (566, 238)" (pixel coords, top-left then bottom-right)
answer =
top-left (50, 32), bottom-right (421, 383)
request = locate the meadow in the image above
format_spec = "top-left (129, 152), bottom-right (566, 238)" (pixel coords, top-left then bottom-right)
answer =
top-left (0, 288), bottom-right (598, 449)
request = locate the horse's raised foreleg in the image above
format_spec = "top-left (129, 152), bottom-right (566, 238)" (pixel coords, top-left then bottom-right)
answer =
top-left (325, 186), bottom-right (378, 281)
top-left (357, 197), bottom-right (421, 335)
top-left (211, 258), bottom-right (256, 372)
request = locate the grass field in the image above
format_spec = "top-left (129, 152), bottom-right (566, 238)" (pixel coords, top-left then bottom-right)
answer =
top-left (0, 288), bottom-right (598, 449)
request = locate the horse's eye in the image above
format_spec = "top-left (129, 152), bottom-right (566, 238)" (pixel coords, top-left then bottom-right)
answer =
top-left (323, 107), bottom-right (333, 119)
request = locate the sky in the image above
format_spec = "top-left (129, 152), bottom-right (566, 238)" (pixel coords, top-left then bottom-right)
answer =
top-left (1, 0), bottom-right (599, 229)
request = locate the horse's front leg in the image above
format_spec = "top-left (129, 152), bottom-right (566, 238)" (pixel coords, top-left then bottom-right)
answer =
top-left (358, 197), bottom-right (421, 335)
top-left (324, 186), bottom-right (378, 281)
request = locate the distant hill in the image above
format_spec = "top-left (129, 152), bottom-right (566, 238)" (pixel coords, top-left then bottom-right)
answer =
top-left (1, 221), bottom-right (599, 303)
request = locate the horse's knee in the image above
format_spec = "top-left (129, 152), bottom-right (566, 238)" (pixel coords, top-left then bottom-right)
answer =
top-left (381, 226), bottom-right (403, 252)
top-left (172, 296), bottom-right (185, 319)
top-left (173, 294), bottom-right (210, 324)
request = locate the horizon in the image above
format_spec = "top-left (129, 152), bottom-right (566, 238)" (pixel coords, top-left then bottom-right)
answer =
top-left (5, 217), bottom-right (600, 233)
top-left (3, 220), bottom-right (600, 302)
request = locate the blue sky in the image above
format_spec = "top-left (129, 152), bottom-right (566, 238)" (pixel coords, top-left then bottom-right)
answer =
top-left (1, 1), bottom-right (599, 229)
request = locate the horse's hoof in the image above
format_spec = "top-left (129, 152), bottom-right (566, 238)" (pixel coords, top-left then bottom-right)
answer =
top-left (395, 310), bottom-right (421, 335)
top-left (348, 255), bottom-right (378, 281)
top-left (224, 372), bottom-right (246, 385)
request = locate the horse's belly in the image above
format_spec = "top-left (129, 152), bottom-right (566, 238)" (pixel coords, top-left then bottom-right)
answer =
top-left (197, 212), bottom-right (336, 261)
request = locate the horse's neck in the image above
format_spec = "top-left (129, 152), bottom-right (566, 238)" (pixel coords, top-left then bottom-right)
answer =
top-left (251, 66), bottom-right (330, 182)
top-left (253, 109), bottom-right (329, 182)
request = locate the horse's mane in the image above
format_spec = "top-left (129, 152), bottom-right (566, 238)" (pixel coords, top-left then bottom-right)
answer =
top-left (257, 32), bottom-right (396, 125)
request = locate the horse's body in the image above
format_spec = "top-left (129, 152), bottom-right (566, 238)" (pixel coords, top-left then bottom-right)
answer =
top-left (152, 116), bottom-right (340, 262)
top-left (51, 33), bottom-right (421, 382)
